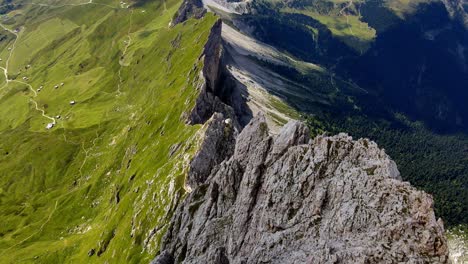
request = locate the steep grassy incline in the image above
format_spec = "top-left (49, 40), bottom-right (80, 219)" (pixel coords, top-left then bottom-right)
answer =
top-left (0, 1), bottom-right (218, 263)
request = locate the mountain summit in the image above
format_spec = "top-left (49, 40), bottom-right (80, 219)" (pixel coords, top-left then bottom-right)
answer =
top-left (152, 114), bottom-right (449, 263)
top-left (0, 0), bottom-right (465, 262)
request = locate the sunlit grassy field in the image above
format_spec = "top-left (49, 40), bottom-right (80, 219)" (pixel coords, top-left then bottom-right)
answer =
top-left (0, 0), bottom-right (218, 262)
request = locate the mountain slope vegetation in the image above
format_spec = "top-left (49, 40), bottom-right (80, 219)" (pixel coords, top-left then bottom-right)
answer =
top-left (0, 0), bottom-right (466, 262)
top-left (0, 0), bottom-right (219, 262)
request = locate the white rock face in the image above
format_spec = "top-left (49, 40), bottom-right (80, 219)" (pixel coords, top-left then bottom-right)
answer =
top-left (202, 0), bottom-right (252, 14)
top-left (152, 114), bottom-right (450, 264)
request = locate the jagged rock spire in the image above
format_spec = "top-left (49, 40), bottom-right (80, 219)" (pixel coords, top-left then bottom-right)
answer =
top-left (152, 115), bottom-right (449, 264)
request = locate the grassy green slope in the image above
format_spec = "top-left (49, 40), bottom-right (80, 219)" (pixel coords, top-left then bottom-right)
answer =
top-left (0, 0), bottom-right (218, 263)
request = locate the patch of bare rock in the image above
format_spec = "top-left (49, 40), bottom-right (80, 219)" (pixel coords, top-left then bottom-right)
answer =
top-left (152, 113), bottom-right (449, 264)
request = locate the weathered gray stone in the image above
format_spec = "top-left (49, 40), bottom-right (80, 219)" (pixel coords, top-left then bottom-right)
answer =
top-left (171, 0), bottom-right (206, 26)
top-left (150, 251), bottom-right (174, 264)
top-left (186, 20), bottom-right (238, 126)
top-left (188, 113), bottom-right (237, 187)
top-left (154, 115), bottom-right (450, 264)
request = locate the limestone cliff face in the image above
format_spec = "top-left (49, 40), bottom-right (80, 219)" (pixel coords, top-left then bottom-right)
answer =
top-left (171, 0), bottom-right (233, 125)
top-left (186, 20), bottom-right (238, 126)
top-left (152, 114), bottom-right (450, 264)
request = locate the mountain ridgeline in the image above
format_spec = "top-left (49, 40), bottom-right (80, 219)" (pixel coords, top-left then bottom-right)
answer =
top-left (153, 114), bottom-right (450, 263)
top-left (0, 0), bottom-right (465, 263)
top-left (0, 0), bottom-right (224, 262)
top-left (205, 0), bottom-right (468, 229)
top-left (245, 0), bottom-right (468, 133)
top-left (151, 0), bottom-right (453, 262)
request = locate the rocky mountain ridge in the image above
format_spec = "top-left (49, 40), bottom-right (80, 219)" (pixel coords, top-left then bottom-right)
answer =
top-left (0, 0), bottom-right (461, 262)
top-left (148, 2), bottom-right (455, 262)
top-left (151, 114), bottom-right (450, 263)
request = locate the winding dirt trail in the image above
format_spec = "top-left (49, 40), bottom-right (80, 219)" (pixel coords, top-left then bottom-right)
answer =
top-left (0, 22), bottom-right (56, 125)
top-left (0, 1), bottom-right (135, 256)
top-left (30, 98), bottom-right (56, 124)
top-left (0, 23), bottom-right (18, 84)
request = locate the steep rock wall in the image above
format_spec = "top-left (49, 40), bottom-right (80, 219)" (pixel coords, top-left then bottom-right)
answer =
top-left (152, 114), bottom-right (449, 264)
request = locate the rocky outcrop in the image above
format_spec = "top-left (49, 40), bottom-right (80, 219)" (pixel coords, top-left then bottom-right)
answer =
top-left (188, 113), bottom-right (237, 187)
top-left (171, 0), bottom-right (207, 26)
top-left (187, 20), bottom-right (240, 126)
top-left (201, 19), bottom-right (223, 93)
top-left (153, 114), bottom-right (450, 264)
top-left (203, 0), bottom-right (253, 15)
